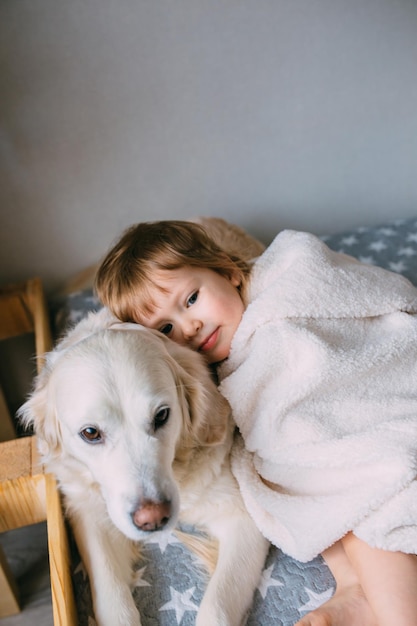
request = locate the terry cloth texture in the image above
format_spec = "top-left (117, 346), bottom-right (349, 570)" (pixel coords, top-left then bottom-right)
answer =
top-left (219, 230), bottom-right (417, 562)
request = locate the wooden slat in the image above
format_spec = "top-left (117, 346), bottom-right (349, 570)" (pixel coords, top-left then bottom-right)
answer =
top-left (0, 437), bottom-right (46, 533)
top-left (0, 436), bottom-right (38, 480)
top-left (26, 278), bottom-right (53, 372)
top-left (45, 474), bottom-right (78, 626)
top-left (0, 290), bottom-right (33, 340)
top-left (0, 278), bottom-right (53, 369)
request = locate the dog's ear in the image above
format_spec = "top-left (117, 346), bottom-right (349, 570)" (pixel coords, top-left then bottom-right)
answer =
top-left (18, 356), bottom-right (63, 461)
top-left (19, 313), bottom-right (107, 459)
top-left (164, 341), bottom-right (230, 447)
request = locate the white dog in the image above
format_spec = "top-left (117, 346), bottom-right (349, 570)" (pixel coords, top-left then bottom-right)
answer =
top-left (20, 308), bottom-right (269, 626)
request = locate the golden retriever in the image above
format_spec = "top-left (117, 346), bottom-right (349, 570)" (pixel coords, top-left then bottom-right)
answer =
top-left (20, 308), bottom-right (269, 626)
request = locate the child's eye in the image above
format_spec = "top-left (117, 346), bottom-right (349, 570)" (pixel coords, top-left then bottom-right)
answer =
top-left (187, 291), bottom-right (198, 307)
top-left (159, 323), bottom-right (173, 336)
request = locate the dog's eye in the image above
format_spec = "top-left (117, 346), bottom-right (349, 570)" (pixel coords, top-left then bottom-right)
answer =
top-left (79, 426), bottom-right (103, 444)
top-left (153, 406), bottom-right (170, 431)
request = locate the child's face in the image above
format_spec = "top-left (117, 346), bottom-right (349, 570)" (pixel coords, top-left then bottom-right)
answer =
top-left (137, 266), bottom-right (245, 364)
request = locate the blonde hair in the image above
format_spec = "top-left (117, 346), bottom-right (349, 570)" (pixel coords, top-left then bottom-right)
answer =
top-left (95, 220), bottom-right (250, 323)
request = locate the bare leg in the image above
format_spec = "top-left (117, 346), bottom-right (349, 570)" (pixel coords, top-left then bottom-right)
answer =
top-left (342, 532), bottom-right (417, 626)
top-left (295, 539), bottom-right (376, 626)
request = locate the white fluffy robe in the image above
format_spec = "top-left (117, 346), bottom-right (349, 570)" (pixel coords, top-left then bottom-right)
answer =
top-left (218, 230), bottom-right (417, 562)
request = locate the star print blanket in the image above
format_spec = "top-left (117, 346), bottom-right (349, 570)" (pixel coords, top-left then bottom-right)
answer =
top-left (71, 527), bottom-right (335, 626)
top-left (218, 229), bottom-right (417, 562)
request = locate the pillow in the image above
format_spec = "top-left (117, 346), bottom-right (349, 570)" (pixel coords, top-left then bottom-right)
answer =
top-left (322, 216), bottom-right (417, 284)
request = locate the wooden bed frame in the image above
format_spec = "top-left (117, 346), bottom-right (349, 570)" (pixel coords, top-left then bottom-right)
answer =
top-left (0, 278), bottom-right (77, 625)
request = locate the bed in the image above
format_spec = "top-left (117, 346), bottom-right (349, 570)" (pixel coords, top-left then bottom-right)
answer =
top-left (50, 215), bottom-right (417, 626)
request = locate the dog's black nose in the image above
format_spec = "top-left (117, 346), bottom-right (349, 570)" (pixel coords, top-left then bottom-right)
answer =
top-left (132, 500), bottom-right (171, 531)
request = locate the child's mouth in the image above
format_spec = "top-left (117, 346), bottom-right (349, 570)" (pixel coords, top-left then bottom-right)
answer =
top-left (199, 328), bottom-right (219, 353)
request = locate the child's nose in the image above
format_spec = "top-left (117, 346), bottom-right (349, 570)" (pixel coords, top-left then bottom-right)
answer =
top-left (183, 319), bottom-right (202, 339)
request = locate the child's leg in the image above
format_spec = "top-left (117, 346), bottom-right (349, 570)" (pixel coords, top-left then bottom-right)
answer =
top-left (342, 532), bottom-right (417, 626)
top-left (295, 539), bottom-right (376, 626)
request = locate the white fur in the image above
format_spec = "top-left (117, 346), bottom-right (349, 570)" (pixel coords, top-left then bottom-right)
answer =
top-left (20, 308), bottom-right (269, 626)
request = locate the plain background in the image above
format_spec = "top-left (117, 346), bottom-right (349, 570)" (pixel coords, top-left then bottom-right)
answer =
top-left (1, 0), bottom-right (417, 293)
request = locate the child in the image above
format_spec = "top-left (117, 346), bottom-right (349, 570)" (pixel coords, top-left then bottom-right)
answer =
top-left (95, 220), bottom-right (417, 626)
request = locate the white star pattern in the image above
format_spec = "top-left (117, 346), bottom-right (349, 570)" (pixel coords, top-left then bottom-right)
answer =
top-left (368, 240), bottom-right (388, 253)
top-left (340, 235), bottom-right (358, 246)
top-left (389, 260), bottom-right (408, 273)
top-left (358, 255), bottom-right (376, 265)
top-left (144, 530), bottom-right (181, 553)
top-left (159, 586), bottom-right (199, 623)
top-left (398, 246), bottom-right (417, 257)
top-left (133, 566), bottom-right (151, 588)
top-left (257, 564), bottom-right (283, 599)
top-left (377, 227), bottom-right (396, 237)
top-left (407, 232), bottom-right (417, 244)
top-left (298, 586), bottom-right (335, 613)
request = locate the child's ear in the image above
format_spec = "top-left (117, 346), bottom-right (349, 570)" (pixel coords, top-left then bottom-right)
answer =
top-left (230, 270), bottom-right (242, 287)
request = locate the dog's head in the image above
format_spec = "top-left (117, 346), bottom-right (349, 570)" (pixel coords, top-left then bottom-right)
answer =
top-left (19, 308), bottom-right (231, 540)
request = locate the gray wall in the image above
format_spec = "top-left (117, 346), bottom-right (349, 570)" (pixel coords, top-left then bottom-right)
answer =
top-left (1, 0), bottom-right (417, 293)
